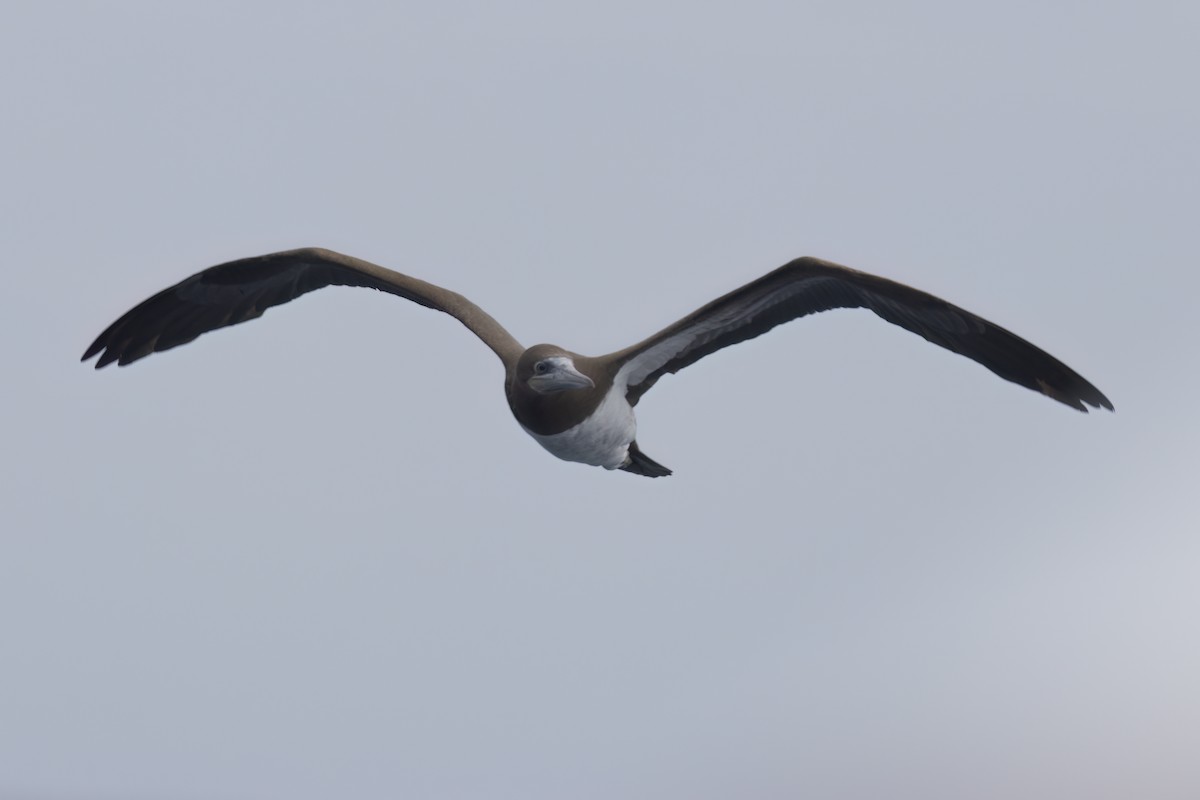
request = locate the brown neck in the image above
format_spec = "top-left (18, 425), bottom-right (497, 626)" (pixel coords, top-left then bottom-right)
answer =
top-left (506, 355), bottom-right (616, 435)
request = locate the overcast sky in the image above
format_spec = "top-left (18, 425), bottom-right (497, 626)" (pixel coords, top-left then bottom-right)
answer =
top-left (3, 2), bottom-right (1198, 798)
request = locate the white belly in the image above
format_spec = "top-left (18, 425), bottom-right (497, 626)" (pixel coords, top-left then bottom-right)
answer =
top-left (524, 384), bottom-right (636, 469)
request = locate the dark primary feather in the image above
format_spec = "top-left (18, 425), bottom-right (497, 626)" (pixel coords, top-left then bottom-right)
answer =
top-left (82, 248), bottom-right (525, 369)
top-left (611, 257), bottom-right (1113, 412)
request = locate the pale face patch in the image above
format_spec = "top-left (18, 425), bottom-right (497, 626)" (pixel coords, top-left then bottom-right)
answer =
top-left (528, 356), bottom-right (594, 394)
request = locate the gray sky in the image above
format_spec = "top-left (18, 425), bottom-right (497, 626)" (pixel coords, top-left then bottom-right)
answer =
top-left (3, 2), bottom-right (1198, 798)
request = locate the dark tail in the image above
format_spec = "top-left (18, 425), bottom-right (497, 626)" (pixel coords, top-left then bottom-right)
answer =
top-left (619, 441), bottom-right (673, 478)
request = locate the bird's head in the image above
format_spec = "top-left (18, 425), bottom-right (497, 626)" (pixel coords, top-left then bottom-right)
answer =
top-left (518, 345), bottom-right (595, 395)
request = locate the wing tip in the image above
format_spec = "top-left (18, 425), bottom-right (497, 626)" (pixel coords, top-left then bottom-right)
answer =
top-left (81, 335), bottom-right (106, 363)
top-left (81, 346), bottom-right (109, 368)
top-left (1037, 378), bottom-right (1114, 413)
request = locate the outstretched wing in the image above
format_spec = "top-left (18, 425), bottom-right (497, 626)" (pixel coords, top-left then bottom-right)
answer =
top-left (609, 256), bottom-right (1112, 412)
top-left (82, 248), bottom-right (525, 370)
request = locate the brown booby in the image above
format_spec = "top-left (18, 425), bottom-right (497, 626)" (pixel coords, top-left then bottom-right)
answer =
top-left (83, 248), bottom-right (1112, 477)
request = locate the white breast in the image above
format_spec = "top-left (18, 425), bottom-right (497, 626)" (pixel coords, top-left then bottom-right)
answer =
top-left (523, 382), bottom-right (636, 469)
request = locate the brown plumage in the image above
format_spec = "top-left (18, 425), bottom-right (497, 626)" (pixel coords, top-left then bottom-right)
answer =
top-left (84, 248), bottom-right (1112, 476)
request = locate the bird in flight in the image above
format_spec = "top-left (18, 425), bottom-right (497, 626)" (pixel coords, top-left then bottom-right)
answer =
top-left (83, 248), bottom-right (1112, 477)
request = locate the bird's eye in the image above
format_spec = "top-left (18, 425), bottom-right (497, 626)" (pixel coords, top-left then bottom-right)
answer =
top-left (535, 361), bottom-right (549, 374)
